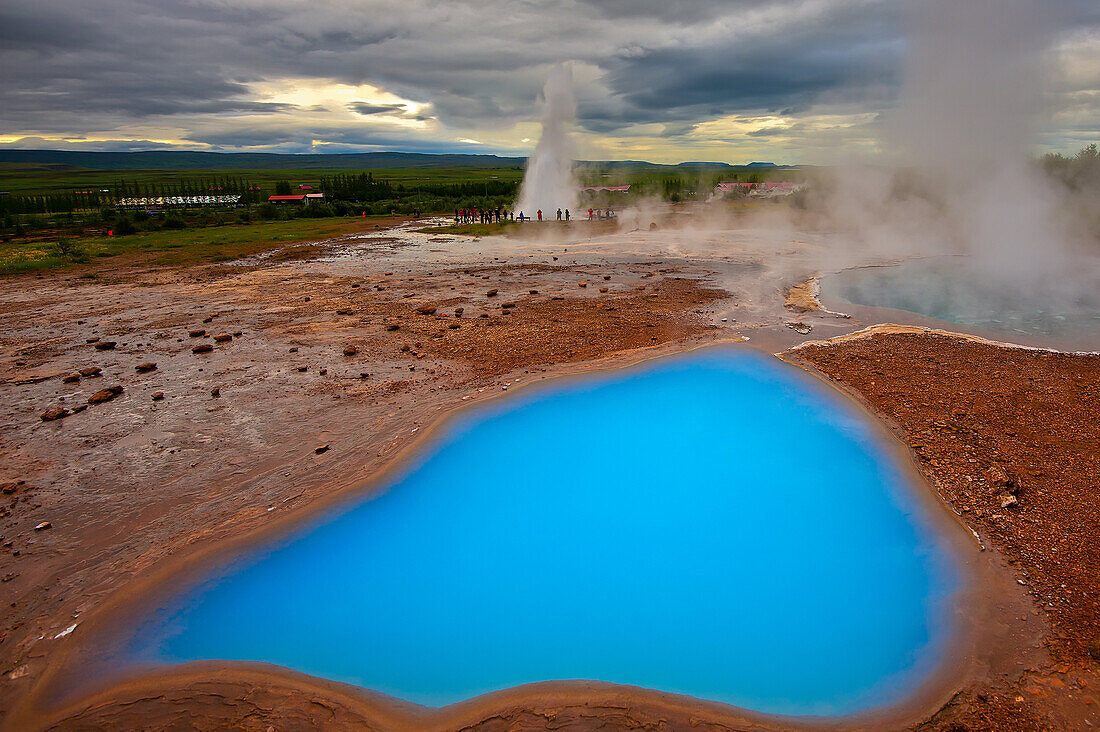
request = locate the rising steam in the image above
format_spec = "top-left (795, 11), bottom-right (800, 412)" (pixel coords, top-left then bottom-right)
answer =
top-left (516, 64), bottom-right (579, 218)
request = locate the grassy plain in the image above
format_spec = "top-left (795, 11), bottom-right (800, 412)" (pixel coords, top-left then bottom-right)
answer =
top-left (0, 164), bottom-right (525, 197)
top-left (0, 217), bottom-right (383, 275)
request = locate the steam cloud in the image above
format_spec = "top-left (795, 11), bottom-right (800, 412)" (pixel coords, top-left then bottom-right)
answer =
top-left (516, 64), bottom-right (579, 219)
top-left (820, 0), bottom-right (1090, 282)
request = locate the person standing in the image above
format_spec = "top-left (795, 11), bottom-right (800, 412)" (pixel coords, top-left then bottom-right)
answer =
top-left (565, 209), bottom-right (570, 221)
top-left (556, 208), bottom-right (562, 221)
top-left (537, 209), bottom-right (542, 222)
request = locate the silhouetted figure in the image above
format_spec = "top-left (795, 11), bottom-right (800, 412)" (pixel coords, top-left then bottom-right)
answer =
top-left (556, 208), bottom-right (562, 221)
top-left (537, 209), bottom-right (542, 222)
top-left (565, 209), bottom-right (570, 221)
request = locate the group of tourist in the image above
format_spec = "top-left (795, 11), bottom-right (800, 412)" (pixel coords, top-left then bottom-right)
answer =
top-left (452, 205), bottom-right (615, 224)
top-left (454, 207), bottom-right (512, 224)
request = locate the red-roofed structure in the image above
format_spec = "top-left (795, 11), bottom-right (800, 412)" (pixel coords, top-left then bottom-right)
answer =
top-left (268, 194), bottom-right (307, 204)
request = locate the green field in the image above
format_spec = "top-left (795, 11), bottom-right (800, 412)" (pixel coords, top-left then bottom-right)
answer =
top-left (0, 163), bottom-right (525, 197)
top-left (0, 217), bottom-right (376, 275)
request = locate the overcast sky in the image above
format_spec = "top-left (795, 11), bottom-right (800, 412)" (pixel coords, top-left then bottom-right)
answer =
top-left (2, 0), bottom-right (1097, 163)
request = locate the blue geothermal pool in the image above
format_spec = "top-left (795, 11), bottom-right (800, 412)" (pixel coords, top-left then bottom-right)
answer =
top-left (128, 347), bottom-right (960, 716)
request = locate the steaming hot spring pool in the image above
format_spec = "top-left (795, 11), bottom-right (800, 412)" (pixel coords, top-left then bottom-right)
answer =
top-left (124, 347), bottom-right (961, 717)
top-left (822, 257), bottom-right (1100, 348)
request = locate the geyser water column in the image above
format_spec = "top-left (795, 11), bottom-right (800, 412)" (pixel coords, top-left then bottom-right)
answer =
top-left (516, 64), bottom-right (579, 218)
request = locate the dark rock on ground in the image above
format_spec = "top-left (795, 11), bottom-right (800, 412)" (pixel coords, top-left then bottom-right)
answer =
top-left (188, 330), bottom-right (205, 338)
top-left (342, 346), bottom-right (359, 356)
top-left (40, 407), bottom-right (69, 421)
top-left (61, 374), bottom-right (80, 384)
top-left (93, 341), bottom-right (116, 351)
top-left (213, 334), bottom-right (232, 342)
top-left (88, 386), bottom-right (124, 404)
top-left (78, 367), bottom-right (102, 377)
top-left (192, 344), bottom-right (214, 354)
top-left (135, 363), bottom-right (157, 373)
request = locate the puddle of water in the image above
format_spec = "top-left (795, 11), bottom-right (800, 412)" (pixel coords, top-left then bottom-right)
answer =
top-left (126, 347), bottom-right (960, 716)
top-left (822, 258), bottom-right (1100, 349)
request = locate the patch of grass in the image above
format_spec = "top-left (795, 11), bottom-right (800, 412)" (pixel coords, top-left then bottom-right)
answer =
top-left (0, 218), bottom-right (367, 275)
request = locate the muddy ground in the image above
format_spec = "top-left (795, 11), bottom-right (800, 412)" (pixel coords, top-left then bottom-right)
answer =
top-left (1, 219), bottom-right (1097, 730)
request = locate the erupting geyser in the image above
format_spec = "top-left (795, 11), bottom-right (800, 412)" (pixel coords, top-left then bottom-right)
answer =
top-left (516, 64), bottom-right (579, 218)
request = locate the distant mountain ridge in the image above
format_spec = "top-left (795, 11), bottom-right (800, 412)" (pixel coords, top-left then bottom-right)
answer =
top-left (0, 149), bottom-right (797, 171)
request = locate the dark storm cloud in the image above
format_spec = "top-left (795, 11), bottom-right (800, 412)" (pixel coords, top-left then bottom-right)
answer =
top-left (348, 102), bottom-right (408, 116)
top-left (0, 0), bottom-right (1096, 153)
top-left (593, 2), bottom-right (901, 126)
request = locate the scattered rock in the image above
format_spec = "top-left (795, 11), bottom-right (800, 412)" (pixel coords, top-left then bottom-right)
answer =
top-left (1088, 635), bottom-right (1100, 661)
top-left (416, 305), bottom-right (437, 315)
top-left (88, 385), bottom-right (124, 404)
top-left (336, 309), bottom-right (354, 315)
top-left (296, 366), bottom-right (308, 372)
top-left (359, 373), bottom-right (371, 379)
top-left (78, 367), bottom-right (101, 377)
top-left (188, 330), bottom-right (205, 338)
top-left (202, 317), bottom-right (213, 323)
top-left (579, 282), bottom-right (587, 288)
top-left (61, 374), bottom-right (80, 384)
top-left (315, 444), bottom-right (330, 454)
top-left (72, 405), bottom-right (87, 413)
top-left (86, 337), bottom-right (99, 343)
top-left (449, 323), bottom-right (460, 329)
top-left (213, 334), bottom-right (232, 342)
top-left (289, 347), bottom-right (298, 353)
top-left (785, 321), bottom-right (813, 335)
top-left (999, 493), bottom-right (1019, 509)
top-left (599, 287), bottom-right (609, 293)
top-left (40, 407), bottom-right (70, 421)
top-left (1, 482), bottom-right (21, 495)
top-left (603, 275), bottom-right (611, 280)
top-left (135, 362), bottom-right (157, 373)
top-left (192, 344), bottom-right (214, 354)
top-left (211, 386), bottom-right (221, 398)
top-left (233, 331), bottom-right (243, 337)
top-left (34, 521), bottom-right (52, 531)
top-left (319, 368), bottom-right (327, 375)
top-left (486, 289), bottom-right (498, 297)
top-left (151, 392), bottom-right (164, 401)
top-left (93, 341), bottom-right (116, 351)
top-left (342, 345), bottom-right (359, 357)
top-left (649, 222), bottom-right (658, 230)
top-left (500, 302), bottom-right (516, 309)
top-left (529, 289), bottom-right (538, 294)
top-left (385, 324), bottom-right (400, 331)
top-left (454, 307), bottom-right (464, 317)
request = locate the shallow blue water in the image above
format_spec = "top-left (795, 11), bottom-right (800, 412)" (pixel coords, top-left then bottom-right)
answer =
top-left (822, 258), bottom-right (1100, 349)
top-left (129, 347), bottom-right (960, 716)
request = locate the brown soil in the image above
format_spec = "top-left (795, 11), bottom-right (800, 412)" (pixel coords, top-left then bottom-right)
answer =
top-left (783, 327), bottom-right (1100, 731)
top-left (784, 276), bottom-right (825, 313)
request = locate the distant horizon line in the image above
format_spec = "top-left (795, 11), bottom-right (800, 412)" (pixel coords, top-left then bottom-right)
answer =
top-left (0, 148), bottom-right (799, 169)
